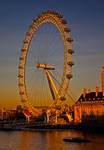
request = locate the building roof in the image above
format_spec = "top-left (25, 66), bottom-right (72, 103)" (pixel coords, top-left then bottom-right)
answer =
top-left (76, 92), bottom-right (104, 104)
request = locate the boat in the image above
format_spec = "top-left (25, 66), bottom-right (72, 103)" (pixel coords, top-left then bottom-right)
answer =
top-left (63, 137), bottom-right (90, 143)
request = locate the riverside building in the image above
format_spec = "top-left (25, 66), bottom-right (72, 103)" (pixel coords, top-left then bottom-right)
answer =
top-left (74, 66), bottom-right (104, 123)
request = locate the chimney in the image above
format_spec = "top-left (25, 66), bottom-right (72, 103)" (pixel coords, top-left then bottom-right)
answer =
top-left (101, 66), bottom-right (104, 96)
top-left (95, 86), bottom-right (99, 97)
top-left (83, 88), bottom-right (87, 98)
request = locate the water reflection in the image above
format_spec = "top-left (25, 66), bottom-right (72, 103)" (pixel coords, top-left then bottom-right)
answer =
top-left (20, 132), bottom-right (33, 150)
top-left (0, 130), bottom-right (104, 150)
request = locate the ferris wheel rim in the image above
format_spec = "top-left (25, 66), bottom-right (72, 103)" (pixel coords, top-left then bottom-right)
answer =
top-left (18, 10), bottom-right (73, 114)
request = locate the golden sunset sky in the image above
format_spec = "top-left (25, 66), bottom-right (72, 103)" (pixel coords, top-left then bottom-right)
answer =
top-left (0, 0), bottom-right (104, 108)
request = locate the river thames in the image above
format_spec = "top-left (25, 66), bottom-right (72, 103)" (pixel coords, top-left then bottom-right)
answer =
top-left (0, 130), bottom-right (104, 150)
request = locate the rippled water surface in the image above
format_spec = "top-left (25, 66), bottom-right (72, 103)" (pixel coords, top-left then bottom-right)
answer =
top-left (0, 130), bottom-right (104, 150)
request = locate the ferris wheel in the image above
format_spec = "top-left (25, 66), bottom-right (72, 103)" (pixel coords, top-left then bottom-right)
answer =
top-left (18, 10), bottom-right (74, 116)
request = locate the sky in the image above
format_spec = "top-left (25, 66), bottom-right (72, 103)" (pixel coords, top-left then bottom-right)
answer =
top-left (0, 0), bottom-right (104, 108)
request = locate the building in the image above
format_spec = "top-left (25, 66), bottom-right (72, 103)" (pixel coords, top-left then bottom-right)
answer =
top-left (74, 66), bottom-right (104, 123)
top-left (0, 109), bottom-right (3, 119)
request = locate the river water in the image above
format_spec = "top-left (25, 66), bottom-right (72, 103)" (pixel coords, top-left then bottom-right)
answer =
top-left (0, 129), bottom-right (104, 150)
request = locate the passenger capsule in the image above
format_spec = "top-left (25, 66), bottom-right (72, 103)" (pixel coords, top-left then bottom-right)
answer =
top-left (38, 15), bottom-right (42, 18)
top-left (18, 75), bottom-right (23, 78)
top-left (47, 10), bottom-right (57, 15)
top-left (29, 25), bottom-right (33, 28)
top-left (66, 38), bottom-right (73, 42)
top-left (60, 96), bottom-right (66, 101)
top-left (19, 92), bottom-right (24, 95)
top-left (61, 19), bottom-right (67, 24)
top-left (66, 74), bottom-right (73, 79)
top-left (26, 32), bottom-right (31, 36)
top-left (21, 49), bottom-right (26, 52)
top-left (67, 61), bottom-right (74, 66)
top-left (57, 14), bottom-right (63, 18)
top-left (23, 40), bottom-right (28, 44)
top-left (64, 28), bottom-right (71, 32)
top-left (68, 49), bottom-right (74, 54)
top-left (18, 83), bottom-right (24, 86)
top-left (21, 99), bottom-right (26, 102)
top-left (33, 19), bottom-right (37, 23)
top-left (19, 66), bottom-right (24, 69)
top-left (19, 57), bottom-right (24, 60)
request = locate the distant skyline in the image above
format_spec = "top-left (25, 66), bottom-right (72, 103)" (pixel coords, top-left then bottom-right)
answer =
top-left (0, 0), bottom-right (104, 108)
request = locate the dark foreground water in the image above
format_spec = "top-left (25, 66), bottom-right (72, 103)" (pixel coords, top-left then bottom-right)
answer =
top-left (0, 129), bottom-right (104, 150)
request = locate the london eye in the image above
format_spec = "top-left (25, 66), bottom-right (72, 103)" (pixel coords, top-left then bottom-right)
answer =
top-left (18, 10), bottom-right (74, 117)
